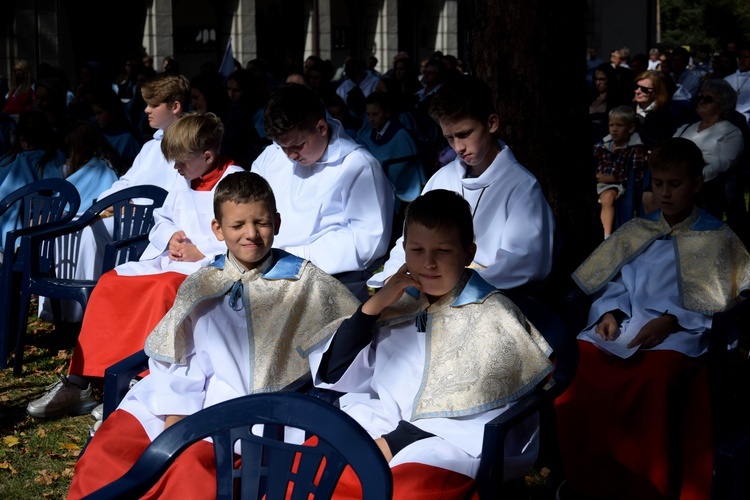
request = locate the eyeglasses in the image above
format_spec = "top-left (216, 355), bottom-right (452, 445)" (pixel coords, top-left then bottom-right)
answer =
top-left (697, 94), bottom-right (716, 104)
top-left (636, 85), bottom-right (654, 94)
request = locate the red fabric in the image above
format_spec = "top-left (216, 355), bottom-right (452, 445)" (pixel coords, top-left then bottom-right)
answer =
top-left (191, 155), bottom-right (233, 191)
top-left (68, 270), bottom-right (187, 378)
top-left (554, 340), bottom-right (713, 500)
top-left (68, 410), bottom-right (217, 500)
top-left (289, 436), bottom-right (477, 499)
top-left (2, 88), bottom-right (33, 115)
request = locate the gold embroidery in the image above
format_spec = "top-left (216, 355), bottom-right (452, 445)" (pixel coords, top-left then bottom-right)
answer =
top-left (574, 208), bottom-right (750, 313)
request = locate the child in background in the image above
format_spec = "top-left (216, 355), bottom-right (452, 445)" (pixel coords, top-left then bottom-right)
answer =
top-left (253, 83), bottom-right (394, 301)
top-left (593, 105), bottom-right (646, 238)
top-left (67, 171), bottom-right (360, 498)
top-left (369, 75), bottom-right (555, 292)
top-left (27, 112), bottom-right (244, 419)
top-left (310, 189), bottom-right (553, 498)
top-left (555, 137), bottom-right (750, 499)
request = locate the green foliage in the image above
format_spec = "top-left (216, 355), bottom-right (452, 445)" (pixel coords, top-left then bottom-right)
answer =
top-left (661, 0), bottom-right (750, 61)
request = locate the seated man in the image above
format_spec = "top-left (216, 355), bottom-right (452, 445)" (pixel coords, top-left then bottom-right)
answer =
top-left (555, 138), bottom-right (750, 499)
top-left (27, 112), bottom-right (243, 419)
top-left (310, 189), bottom-right (554, 498)
top-left (252, 83), bottom-right (394, 301)
top-left (369, 75), bottom-right (555, 292)
top-left (67, 171), bottom-right (360, 498)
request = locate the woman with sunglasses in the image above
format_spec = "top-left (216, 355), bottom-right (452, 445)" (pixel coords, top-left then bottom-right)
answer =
top-left (673, 78), bottom-right (745, 219)
top-left (632, 70), bottom-right (675, 149)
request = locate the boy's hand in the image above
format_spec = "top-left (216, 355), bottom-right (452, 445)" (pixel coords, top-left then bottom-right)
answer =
top-left (362, 264), bottom-right (421, 316)
top-left (627, 316), bottom-right (674, 349)
top-left (595, 312), bottom-right (619, 341)
top-left (168, 231), bottom-right (205, 262)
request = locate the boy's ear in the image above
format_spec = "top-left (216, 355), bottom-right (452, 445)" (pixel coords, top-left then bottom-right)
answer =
top-left (211, 218), bottom-right (225, 241)
top-left (316, 119), bottom-right (328, 136)
top-left (692, 175), bottom-right (704, 194)
top-left (628, 123), bottom-right (636, 134)
top-left (171, 100), bottom-right (182, 115)
top-left (486, 114), bottom-right (500, 134)
top-left (203, 149), bottom-right (215, 164)
top-left (465, 242), bottom-right (477, 266)
top-left (274, 212), bottom-right (281, 236)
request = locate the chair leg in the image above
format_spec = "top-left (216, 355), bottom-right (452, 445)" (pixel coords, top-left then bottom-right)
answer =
top-left (14, 288), bottom-right (33, 377)
top-left (0, 271), bottom-right (21, 369)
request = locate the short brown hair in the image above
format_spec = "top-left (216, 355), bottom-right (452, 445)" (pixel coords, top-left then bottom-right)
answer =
top-left (161, 112), bottom-right (224, 162)
top-left (213, 171), bottom-right (277, 222)
top-left (140, 73), bottom-right (190, 110)
top-left (263, 84), bottom-right (326, 140)
top-left (429, 74), bottom-right (495, 125)
top-left (648, 137), bottom-right (705, 178)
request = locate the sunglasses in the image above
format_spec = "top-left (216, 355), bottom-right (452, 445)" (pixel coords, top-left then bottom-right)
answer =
top-left (697, 94), bottom-right (716, 104)
top-left (636, 85), bottom-right (654, 94)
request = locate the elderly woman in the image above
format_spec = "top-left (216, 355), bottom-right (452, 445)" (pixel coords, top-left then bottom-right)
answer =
top-left (674, 79), bottom-right (744, 182)
top-left (632, 70), bottom-right (675, 148)
top-left (674, 78), bottom-right (746, 220)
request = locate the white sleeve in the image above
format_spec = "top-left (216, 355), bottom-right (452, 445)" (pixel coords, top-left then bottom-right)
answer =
top-left (583, 275), bottom-right (632, 331)
top-left (701, 128), bottom-right (745, 182)
top-left (284, 159), bottom-right (394, 274)
top-left (145, 190), bottom-right (179, 254)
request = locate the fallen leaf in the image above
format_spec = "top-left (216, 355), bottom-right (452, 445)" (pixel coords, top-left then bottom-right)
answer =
top-left (34, 469), bottom-right (59, 485)
top-left (62, 467), bottom-right (74, 478)
top-left (37, 428), bottom-right (47, 438)
top-left (0, 460), bottom-right (18, 474)
top-left (540, 466), bottom-right (551, 478)
top-left (59, 442), bottom-right (80, 451)
top-left (3, 436), bottom-right (20, 447)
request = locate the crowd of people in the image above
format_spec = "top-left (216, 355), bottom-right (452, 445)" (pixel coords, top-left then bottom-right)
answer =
top-left (588, 42), bottom-right (750, 242)
top-left (1, 41), bottom-right (749, 499)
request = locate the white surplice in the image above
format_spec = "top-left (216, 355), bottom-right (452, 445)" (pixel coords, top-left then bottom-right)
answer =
top-left (252, 120), bottom-right (394, 275)
top-left (369, 144), bottom-right (555, 290)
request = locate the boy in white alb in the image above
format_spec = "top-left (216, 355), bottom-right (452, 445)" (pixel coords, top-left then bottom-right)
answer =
top-left (67, 171), bottom-right (361, 499)
top-left (39, 74), bottom-right (190, 322)
top-left (27, 112), bottom-right (244, 419)
top-left (310, 189), bottom-right (554, 499)
top-left (369, 75), bottom-right (555, 291)
top-left (252, 83), bottom-right (394, 301)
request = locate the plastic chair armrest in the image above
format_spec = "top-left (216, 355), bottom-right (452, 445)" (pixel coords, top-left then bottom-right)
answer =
top-left (101, 234), bottom-right (150, 273)
top-left (103, 350), bottom-right (149, 420)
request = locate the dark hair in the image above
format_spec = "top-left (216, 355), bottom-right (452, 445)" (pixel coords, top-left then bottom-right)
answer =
top-left (429, 74), bottom-right (495, 124)
top-left (263, 83), bottom-right (326, 139)
top-left (213, 171), bottom-right (277, 221)
top-left (365, 91), bottom-right (393, 112)
top-left (648, 137), bottom-right (705, 178)
top-left (64, 120), bottom-right (120, 173)
top-left (403, 189), bottom-right (474, 249)
top-left (2, 110), bottom-right (60, 176)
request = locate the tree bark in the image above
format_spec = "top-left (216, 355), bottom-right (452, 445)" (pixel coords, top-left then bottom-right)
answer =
top-left (463, 0), bottom-right (601, 301)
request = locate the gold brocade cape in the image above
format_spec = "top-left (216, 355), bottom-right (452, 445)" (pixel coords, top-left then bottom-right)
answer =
top-left (145, 249), bottom-right (361, 393)
top-left (377, 270), bottom-right (554, 420)
top-left (573, 208), bottom-right (750, 314)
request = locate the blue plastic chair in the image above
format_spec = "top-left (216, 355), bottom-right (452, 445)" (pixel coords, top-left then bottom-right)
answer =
top-left (0, 178), bottom-right (80, 370)
top-left (475, 291), bottom-right (578, 498)
top-left (83, 392), bottom-right (393, 500)
top-left (12, 185), bottom-right (167, 376)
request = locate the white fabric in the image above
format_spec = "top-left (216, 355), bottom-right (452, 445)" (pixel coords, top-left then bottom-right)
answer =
top-left (121, 297), bottom-right (256, 441)
top-left (674, 121), bottom-right (745, 182)
top-left (369, 145), bottom-right (555, 290)
top-left (252, 120), bottom-right (394, 275)
top-left (309, 321), bottom-right (540, 480)
top-left (725, 70), bottom-right (750, 124)
top-left (578, 239), bottom-right (712, 359)
top-left (335, 71), bottom-right (381, 101)
top-left (115, 165), bottom-right (243, 277)
top-left (95, 129), bottom-right (180, 201)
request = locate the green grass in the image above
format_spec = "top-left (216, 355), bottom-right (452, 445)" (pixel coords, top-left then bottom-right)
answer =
top-left (0, 310), bottom-right (90, 498)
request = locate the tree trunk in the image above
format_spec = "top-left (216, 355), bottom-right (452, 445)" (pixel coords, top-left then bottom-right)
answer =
top-left (463, 0), bottom-right (601, 301)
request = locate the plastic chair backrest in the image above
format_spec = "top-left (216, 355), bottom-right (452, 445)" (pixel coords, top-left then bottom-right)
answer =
top-left (0, 178), bottom-right (80, 369)
top-left (83, 392), bottom-right (392, 500)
